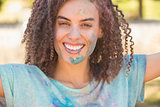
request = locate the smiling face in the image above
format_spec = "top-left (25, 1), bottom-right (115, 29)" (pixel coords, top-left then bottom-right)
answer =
top-left (54, 0), bottom-right (101, 65)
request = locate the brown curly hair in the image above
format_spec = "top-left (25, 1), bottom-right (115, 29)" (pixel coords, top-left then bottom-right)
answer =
top-left (22, 0), bottom-right (134, 84)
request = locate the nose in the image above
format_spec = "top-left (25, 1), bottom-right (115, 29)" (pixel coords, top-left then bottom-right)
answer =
top-left (68, 26), bottom-right (81, 41)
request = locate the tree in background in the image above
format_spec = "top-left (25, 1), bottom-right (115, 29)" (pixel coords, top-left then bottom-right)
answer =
top-left (139, 0), bottom-right (143, 19)
top-left (0, 0), bottom-right (6, 10)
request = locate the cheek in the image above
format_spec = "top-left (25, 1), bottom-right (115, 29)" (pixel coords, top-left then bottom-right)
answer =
top-left (55, 25), bottom-right (70, 39)
top-left (86, 34), bottom-right (98, 56)
top-left (54, 29), bottom-right (66, 54)
top-left (55, 31), bottom-right (65, 41)
top-left (54, 40), bottom-right (63, 59)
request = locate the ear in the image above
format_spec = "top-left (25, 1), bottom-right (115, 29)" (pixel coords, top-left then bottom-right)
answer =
top-left (98, 28), bottom-right (103, 38)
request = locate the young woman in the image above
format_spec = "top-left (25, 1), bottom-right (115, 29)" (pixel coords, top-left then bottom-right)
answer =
top-left (0, 0), bottom-right (160, 106)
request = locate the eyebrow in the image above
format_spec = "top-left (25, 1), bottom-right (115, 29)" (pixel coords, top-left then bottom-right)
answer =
top-left (57, 16), bottom-right (95, 22)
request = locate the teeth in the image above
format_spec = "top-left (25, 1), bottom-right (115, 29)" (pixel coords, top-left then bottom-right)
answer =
top-left (64, 43), bottom-right (83, 50)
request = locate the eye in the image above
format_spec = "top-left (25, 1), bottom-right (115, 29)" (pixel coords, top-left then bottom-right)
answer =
top-left (81, 23), bottom-right (92, 28)
top-left (58, 22), bottom-right (70, 26)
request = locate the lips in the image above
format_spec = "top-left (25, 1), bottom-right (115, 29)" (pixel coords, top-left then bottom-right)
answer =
top-left (63, 42), bottom-right (85, 54)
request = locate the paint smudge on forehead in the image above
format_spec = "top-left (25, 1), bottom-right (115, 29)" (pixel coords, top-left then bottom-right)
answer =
top-left (79, 9), bottom-right (86, 16)
top-left (83, 9), bottom-right (86, 14)
top-left (69, 56), bottom-right (84, 64)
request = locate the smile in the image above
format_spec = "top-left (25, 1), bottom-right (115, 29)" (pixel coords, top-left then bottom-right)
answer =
top-left (63, 42), bottom-right (85, 54)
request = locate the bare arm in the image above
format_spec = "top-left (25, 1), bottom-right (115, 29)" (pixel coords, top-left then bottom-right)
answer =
top-left (144, 53), bottom-right (160, 82)
top-left (0, 76), bottom-right (4, 97)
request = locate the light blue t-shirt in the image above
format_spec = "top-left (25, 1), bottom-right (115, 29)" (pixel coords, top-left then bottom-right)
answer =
top-left (0, 54), bottom-right (146, 107)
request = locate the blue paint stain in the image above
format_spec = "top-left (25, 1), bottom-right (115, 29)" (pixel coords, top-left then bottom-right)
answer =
top-left (85, 103), bottom-right (101, 107)
top-left (69, 56), bottom-right (84, 64)
top-left (51, 96), bottom-right (74, 107)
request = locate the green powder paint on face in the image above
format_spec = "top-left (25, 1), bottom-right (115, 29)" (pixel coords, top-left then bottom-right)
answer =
top-left (69, 56), bottom-right (84, 64)
top-left (57, 45), bottom-right (63, 60)
top-left (78, 53), bottom-right (80, 55)
top-left (83, 10), bottom-right (86, 14)
top-left (86, 41), bottom-right (91, 56)
top-left (79, 9), bottom-right (86, 15)
top-left (59, 53), bottom-right (63, 60)
top-left (86, 34), bottom-right (97, 57)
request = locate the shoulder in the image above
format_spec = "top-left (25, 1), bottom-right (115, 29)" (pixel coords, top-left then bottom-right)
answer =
top-left (122, 54), bottom-right (147, 71)
top-left (0, 63), bottom-right (34, 68)
top-left (132, 54), bottom-right (146, 62)
top-left (126, 54), bottom-right (147, 103)
top-left (0, 63), bottom-right (37, 72)
top-left (0, 64), bottom-right (40, 95)
top-left (123, 54), bottom-right (146, 62)
top-left (107, 54), bottom-right (147, 104)
top-left (0, 63), bottom-right (39, 78)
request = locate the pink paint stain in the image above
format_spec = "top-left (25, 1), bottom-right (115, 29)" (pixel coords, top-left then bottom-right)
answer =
top-left (111, 102), bottom-right (117, 107)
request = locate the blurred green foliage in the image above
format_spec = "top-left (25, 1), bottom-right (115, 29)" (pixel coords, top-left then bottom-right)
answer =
top-left (0, 0), bottom-right (6, 4)
top-left (113, 0), bottom-right (160, 20)
top-left (25, 0), bottom-right (34, 8)
top-left (0, 0), bottom-right (34, 24)
top-left (0, 0), bottom-right (160, 23)
top-left (136, 78), bottom-right (160, 107)
top-left (143, 0), bottom-right (160, 19)
top-left (0, 0), bottom-right (6, 9)
top-left (113, 0), bottom-right (139, 20)
top-left (144, 78), bottom-right (160, 106)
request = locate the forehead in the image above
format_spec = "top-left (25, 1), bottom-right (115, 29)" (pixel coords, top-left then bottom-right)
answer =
top-left (57, 0), bottom-right (99, 21)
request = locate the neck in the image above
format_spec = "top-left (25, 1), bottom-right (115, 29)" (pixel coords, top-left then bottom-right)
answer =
top-left (52, 57), bottom-right (92, 84)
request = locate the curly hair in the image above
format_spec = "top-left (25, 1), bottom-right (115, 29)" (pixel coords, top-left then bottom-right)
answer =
top-left (22, 0), bottom-right (134, 84)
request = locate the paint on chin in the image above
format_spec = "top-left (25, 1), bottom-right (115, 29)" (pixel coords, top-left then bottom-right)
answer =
top-left (69, 56), bottom-right (84, 64)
